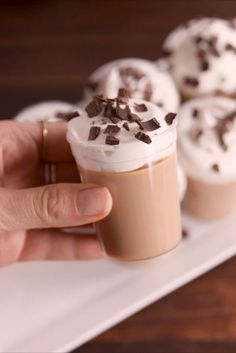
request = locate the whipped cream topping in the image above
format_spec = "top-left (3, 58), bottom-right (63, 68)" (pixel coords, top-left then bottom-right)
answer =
top-left (67, 95), bottom-right (177, 173)
top-left (84, 58), bottom-right (180, 112)
top-left (178, 96), bottom-right (236, 183)
top-left (163, 18), bottom-right (236, 97)
top-left (15, 101), bottom-right (79, 122)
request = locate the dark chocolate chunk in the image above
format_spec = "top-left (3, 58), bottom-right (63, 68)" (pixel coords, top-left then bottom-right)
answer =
top-left (129, 112), bottom-right (141, 122)
top-left (225, 43), bottom-right (236, 53)
top-left (143, 82), bottom-right (153, 101)
top-left (85, 98), bottom-right (103, 117)
top-left (182, 228), bottom-right (189, 238)
top-left (117, 88), bottom-right (130, 104)
top-left (195, 129), bottom-right (203, 140)
top-left (194, 35), bottom-right (203, 44)
top-left (214, 123), bottom-right (228, 151)
top-left (141, 118), bottom-right (161, 131)
top-left (87, 81), bottom-right (99, 92)
top-left (88, 126), bottom-right (101, 141)
top-left (105, 135), bottom-right (120, 145)
top-left (116, 101), bottom-right (129, 120)
top-left (207, 36), bottom-right (220, 57)
top-left (104, 125), bottom-right (121, 134)
top-left (200, 59), bottom-right (209, 71)
top-left (56, 111), bottom-right (80, 121)
top-left (122, 122), bottom-right (130, 131)
top-left (135, 131), bottom-right (152, 144)
top-left (165, 112), bottom-right (177, 125)
top-left (183, 76), bottom-right (199, 87)
top-left (192, 108), bottom-right (199, 118)
top-left (118, 88), bottom-right (131, 98)
top-left (211, 163), bottom-right (220, 172)
top-left (197, 47), bottom-right (207, 59)
top-left (162, 48), bottom-right (173, 57)
top-left (104, 102), bottom-right (117, 119)
top-left (109, 116), bottom-right (120, 124)
top-left (134, 103), bottom-right (148, 112)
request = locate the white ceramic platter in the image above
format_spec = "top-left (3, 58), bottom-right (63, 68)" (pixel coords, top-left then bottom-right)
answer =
top-left (0, 212), bottom-right (235, 353)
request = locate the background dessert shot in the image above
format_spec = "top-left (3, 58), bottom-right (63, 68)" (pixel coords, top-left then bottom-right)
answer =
top-left (1, 1), bottom-right (236, 353)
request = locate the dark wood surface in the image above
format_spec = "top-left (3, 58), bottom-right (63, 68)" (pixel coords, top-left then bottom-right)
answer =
top-left (0, 1), bottom-right (236, 352)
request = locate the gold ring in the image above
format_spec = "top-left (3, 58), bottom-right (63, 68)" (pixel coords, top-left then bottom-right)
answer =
top-left (40, 121), bottom-right (48, 160)
top-left (40, 121), bottom-right (57, 184)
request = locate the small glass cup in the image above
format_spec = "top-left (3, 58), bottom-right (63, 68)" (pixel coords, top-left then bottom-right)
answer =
top-left (67, 120), bottom-right (181, 261)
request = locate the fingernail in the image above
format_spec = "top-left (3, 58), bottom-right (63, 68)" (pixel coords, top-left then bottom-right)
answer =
top-left (77, 187), bottom-right (112, 216)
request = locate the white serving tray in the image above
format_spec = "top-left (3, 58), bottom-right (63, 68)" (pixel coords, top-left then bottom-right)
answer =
top-left (0, 212), bottom-right (236, 353)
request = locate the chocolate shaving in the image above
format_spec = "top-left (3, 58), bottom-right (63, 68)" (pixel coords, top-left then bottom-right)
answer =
top-left (207, 36), bottom-right (220, 57)
top-left (141, 118), bottom-right (161, 131)
top-left (56, 111), bottom-right (80, 121)
top-left (183, 76), bottom-right (199, 87)
top-left (194, 35), bottom-right (203, 44)
top-left (117, 88), bottom-right (130, 104)
top-left (211, 163), bottom-right (220, 172)
top-left (105, 135), bottom-right (120, 145)
top-left (104, 125), bottom-right (121, 134)
top-left (87, 81), bottom-right (99, 92)
top-left (129, 112), bottom-right (141, 123)
top-left (116, 101), bottom-right (129, 120)
top-left (225, 43), bottom-right (236, 53)
top-left (200, 59), bottom-right (209, 71)
top-left (195, 129), bottom-right (203, 140)
top-left (135, 131), bottom-right (152, 144)
top-left (157, 102), bottom-right (164, 108)
top-left (85, 98), bottom-right (103, 117)
top-left (122, 122), bottom-right (130, 131)
top-left (182, 228), bottom-right (189, 238)
top-left (143, 82), bottom-right (153, 101)
top-left (162, 48), bottom-right (172, 57)
top-left (109, 116), bottom-right (120, 124)
top-left (88, 126), bottom-right (101, 141)
top-left (192, 108), bottom-right (199, 118)
top-left (104, 102), bottom-right (117, 120)
top-left (134, 103), bottom-right (148, 112)
top-left (165, 112), bottom-right (177, 125)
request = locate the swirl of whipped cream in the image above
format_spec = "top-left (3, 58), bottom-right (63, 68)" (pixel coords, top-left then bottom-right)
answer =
top-left (67, 96), bottom-right (177, 173)
top-left (15, 101), bottom-right (79, 122)
top-left (84, 58), bottom-right (180, 112)
top-left (163, 18), bottom-right (236, 98)
top-left (178, 96), bottom-right (236, 183)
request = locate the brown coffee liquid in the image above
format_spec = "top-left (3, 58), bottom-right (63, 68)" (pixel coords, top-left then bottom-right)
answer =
top-left (183, 176), bottom-right (236, 220)
top-left (79, 152), bottom-right (182, 261)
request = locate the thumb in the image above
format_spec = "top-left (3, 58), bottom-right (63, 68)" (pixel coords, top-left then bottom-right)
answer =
top-left (0, 184), bottom-right (112, 231)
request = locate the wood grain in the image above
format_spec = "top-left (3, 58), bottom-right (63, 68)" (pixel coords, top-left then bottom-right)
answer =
top-left (0, 1), bottom-right (235, 352)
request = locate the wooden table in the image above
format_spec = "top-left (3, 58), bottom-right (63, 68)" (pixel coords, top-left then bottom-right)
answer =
top-left (0, 1), bottom-right (236, 352)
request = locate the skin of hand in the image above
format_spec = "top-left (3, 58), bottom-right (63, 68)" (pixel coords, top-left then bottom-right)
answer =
top-left (0, 120), bottom-right (112, 267)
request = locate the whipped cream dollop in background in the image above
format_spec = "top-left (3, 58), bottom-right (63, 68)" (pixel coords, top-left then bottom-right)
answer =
top-left (163, 18), bottom-right (236, 98)
top-left (84, 58), bottom-right (180, 112)
top-left (15, 101), bottom-right (78, 122)
top-left (178, 96), bottom-right (236, 183)
top-left (67, 97), bottom-right (177, 173)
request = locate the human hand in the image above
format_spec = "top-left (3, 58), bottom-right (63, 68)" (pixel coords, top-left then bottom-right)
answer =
top-left (0, 120), bottom-right (112, 267)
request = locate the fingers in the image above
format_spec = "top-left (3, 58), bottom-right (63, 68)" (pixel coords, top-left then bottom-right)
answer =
top-left (16, 120), bottom-right (74, 162)
top-left (19, 229), bottom-right (103, 261)
top-left (43, 162), bottom-right (80, 183)
top-left (0, 184), bottom-right (112, 231)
